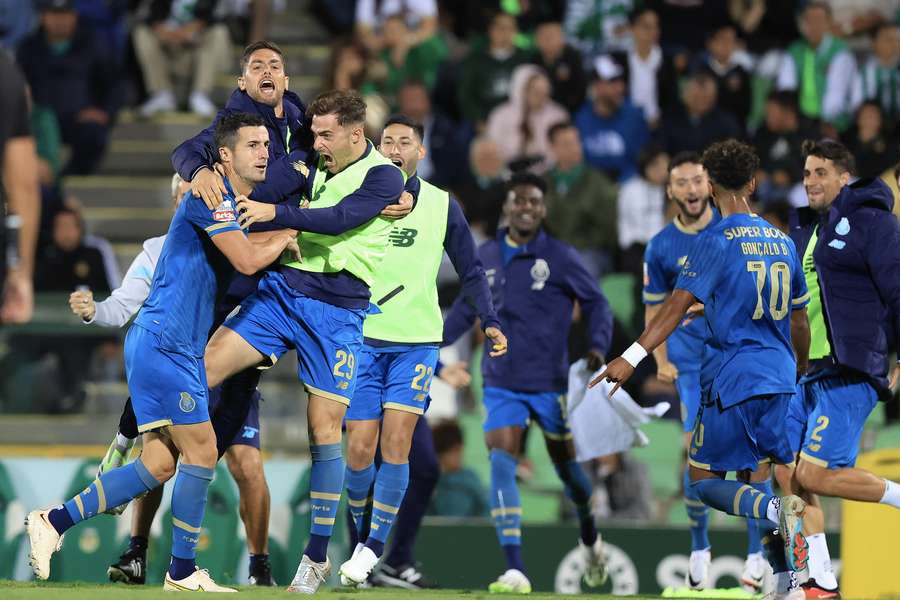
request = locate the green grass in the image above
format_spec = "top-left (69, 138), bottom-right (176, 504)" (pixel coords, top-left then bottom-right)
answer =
top-left (0, 581), bottom-right (653, 599)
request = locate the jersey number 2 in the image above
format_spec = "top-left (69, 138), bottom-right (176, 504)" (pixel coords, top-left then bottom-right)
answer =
top-left (746, 260), bottom-right (790, 320)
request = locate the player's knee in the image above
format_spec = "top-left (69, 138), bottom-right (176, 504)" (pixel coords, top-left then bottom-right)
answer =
top-left (346, 436), bottom-right (377, 469)
top-left (145, 460), bottom-right (176, 483)
top-left (228, 450), bottom-right (263, 486)
top-left (380, 430), bottom-right (413, 464)
top-left (308, 418), bottom-right (343, 446)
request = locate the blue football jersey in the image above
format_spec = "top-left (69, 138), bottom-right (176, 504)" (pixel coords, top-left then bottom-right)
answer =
top-left (676, 213), bottom-right (809, 407)
top-left (643, 211), bottom-right (721, 372)
top-left (134, 181), bottom-right (244, 357)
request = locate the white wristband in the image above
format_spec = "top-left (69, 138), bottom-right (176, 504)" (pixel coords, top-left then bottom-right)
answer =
top-left (621, 342), bottom-right (648, 368)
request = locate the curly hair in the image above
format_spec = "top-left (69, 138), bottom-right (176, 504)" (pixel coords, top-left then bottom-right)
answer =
top-left (701, 139), bottom-right (759, 191)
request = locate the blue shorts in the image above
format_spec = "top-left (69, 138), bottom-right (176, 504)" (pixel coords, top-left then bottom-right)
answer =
top-left (676, 370), bottom-right (701, 433)
top-left (482, 386), bottom-right (570, 440)
top-left (124, 324), bottom-right (209, 432)
top-left (785, 383), bottom-right (816, 456)
top-left (797, 369), bottom-right (879, 469)
top-left (689, 392), bottom-right (794, 472)
top-left (346, 344), bottom-right (439, 421)
top-left (225, 272), bottom-right (365, 405)
top-left (209, 386), bottom-right (262, 452)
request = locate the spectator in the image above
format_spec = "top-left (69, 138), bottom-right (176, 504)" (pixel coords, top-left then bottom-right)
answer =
top-left (428, 420), bottom-right (490, 518)
top-left (693, 23), bottom-right (754, 127)
top-left (659, 69), bottom-right (743, 155)
top-left (485, 64), bottom-right (568, 173)
top-left (133, 0), bottom-right (232, 118)
top-left (852, 23), bottom-right (900, 128)
top-left (17, 0), bottom-right (120, 176)
top-left (325, 39), bottom-right (369, 91)
top-left (544, 122), bottom-right (618, 277)
top-left (612, 7), bottom-right (680, 128)
top-left (508, 0), bottom-right (565, 35)
top-left (646, 0), bottom-right (731, 54)
top-left (355, 0), bottom-right (440, 54)
top-left (0, 0), bottom-right (36, 50)
top-left (458, 12), bottom-right (529, 128)
top-left (825, 0), bottom-right (894, 42)
top-left (530, 20), bottom-right (587, 114)
top-left (729, 0), bottom-right (799, 56)
top-left (843, 101), bottom-right (900, 180)
top-left (575, 55), bottom-right (649, 182)
top-left (776, 1), bottom-right (856, 132)
top-left (752, 91), bottom-right (813, 205)
top-left (73, 0), bottom-right (129, 57)
top-left (361, 14), bottom-right (444, 106)
top-left (396, 80), bottom-right (466, 189)
top-left (564, 0), bottom-right (635, 58)
top-left (34, 207), bottom-right (111, 293)
top-left (454, 137), bottom-right (508, 237)
top-left (617, 145), bottom-right (668, 329)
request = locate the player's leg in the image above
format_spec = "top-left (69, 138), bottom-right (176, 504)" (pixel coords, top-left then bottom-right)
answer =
top-left (795, 374), bottom-right (899, 503)
top-left (28, 431), bottom-right (175, 580)
top-left (99, 397), bottom-right (140, 478)
top-left (688, 395), bottom-right (808, 570)
top-left (108, 485), bottom-right (164, 585)
top-left (375, 416), bottom-right (440, 589)
top-left (678, 375), bottom-right (713, 589)
top-left (225, 443), bottom-right (272, 585)
top-left (204, 325), bottom-right (268, 389)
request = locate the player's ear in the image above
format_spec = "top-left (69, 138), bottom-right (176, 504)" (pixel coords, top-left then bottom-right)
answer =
top-left (284, 75), bottom-right (290, 90)
top-left (839, 170), bottom-right (851, 186)
top-left (218, 146), bottom-right (231, 164)
top-left (417, 142), bottom-right (427, 160)
top-left (237, 76), bottom-right (246, 92)
top-left (748, 177), bottom-right (757, 194)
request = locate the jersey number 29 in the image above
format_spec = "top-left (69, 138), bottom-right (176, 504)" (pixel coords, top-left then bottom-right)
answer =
top-left (746, 260), bottom-right (790, 320)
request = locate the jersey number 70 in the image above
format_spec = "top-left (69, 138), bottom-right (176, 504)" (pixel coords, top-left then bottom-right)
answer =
top-left (746, 260), bottom-right (790, 320)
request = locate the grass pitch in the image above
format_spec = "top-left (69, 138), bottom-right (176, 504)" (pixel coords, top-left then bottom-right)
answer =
top-left (0, 581), bottom-right (657, 599)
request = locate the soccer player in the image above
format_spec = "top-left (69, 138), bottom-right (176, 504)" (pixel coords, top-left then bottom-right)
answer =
top-left (593, 140), bottom-right (812, 600)
top-left (26, 112), bottom-right (299, 591)
top-left (443, 172), bottom-right (613, 594)
top-left (787, 139), bottom-right (900, 598)
top-left (68, 175), bottom-right (278, 586)
top-left (202, 90), bottom-right (405, 594)
top-left (643, 153), bottom-right (768, 591)
top-left (337, 114), bottom-right (506, 585)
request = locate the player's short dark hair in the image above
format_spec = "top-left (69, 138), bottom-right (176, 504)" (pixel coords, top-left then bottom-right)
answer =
top-left (801, 139), bottom-right (855, 175)
top-left (240, 40), bottom-right (284, 72)
top-left (431, 420), bottom-right (464, 454)
top-left (668, 151), bottom-right (702, 174)
top-left (507, 171), bottom-right (547, 195)
top-left (214, 112), bottom-right (265, 151)
top-left (307, 89), bottom-right (367, 127)
top-left (701, 139), bottom-right (760, 191)
top-left (547, 120), bottom-right (574, 143)
top-left (383, 113), bottom-right (425, 141)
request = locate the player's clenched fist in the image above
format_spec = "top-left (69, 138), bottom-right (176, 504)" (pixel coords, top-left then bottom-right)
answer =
top-left (485, 326), bottom-right (508, 357)
top-left (588, 356), bottom-right (634, 397)
top-left (69, 289), bottom-right (95, 321)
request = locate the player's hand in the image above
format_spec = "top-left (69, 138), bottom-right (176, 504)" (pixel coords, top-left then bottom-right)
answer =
top-left (586, 349), bottom-right (605, 372)
top-left (588, 356), bottom-right (634, 397)
top-left (1, 269), bottom-right (33, 324)
top-left (438, 361), bottom-right (471, 389)
top-left (681, 302), bottom-right (705, 326)
top-left (381, 191), bottom-right (413, 219)
top-left (191, 167), bottom-right (229, 210)
top-left (656, 360), bottom-right (679, 383)
top-left (890, 362), bottom-right (900, 390)
top-left (281, 232), bottom-right (302, 262)
top-left (69, 289), bottom-right (96, 321)
top-left (236, 196), bottom-right (276, 228)
top-left (485, 326), bottom-right (508, 357)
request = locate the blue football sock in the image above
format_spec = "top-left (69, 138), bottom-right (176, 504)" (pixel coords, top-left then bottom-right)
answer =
top-left (503, 545), bottom-right (526, 573)
top-left (365, 461), bottom-right (409, 558)
top-left (490, 449), bottom-right (523, 570)
top-left (50, 459), bottom-right (159, 535)
top-left (746, 481), bottom-right (773, 555)
top-left (553, 459), bottom-right (597, 546)
top-left (168, 463), bottom-right (214, 580)
top-left (691, 478), bottom-right (774, 520)
top-left (684, 466), bottom-right (710, 551)
top-left (303, 443), bottom-right (345, 563)
top-left (346, 463), bottom-right (376, 542)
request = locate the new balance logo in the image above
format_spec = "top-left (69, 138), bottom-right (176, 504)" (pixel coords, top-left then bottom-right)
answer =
top-left (389, 228), bottom-right (418, 247)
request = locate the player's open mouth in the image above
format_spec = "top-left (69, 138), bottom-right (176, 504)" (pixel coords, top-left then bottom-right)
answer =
top-left (391, 159), bottom-right (403, 167)
top-left (259, 79), bottom-right (276, 93)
